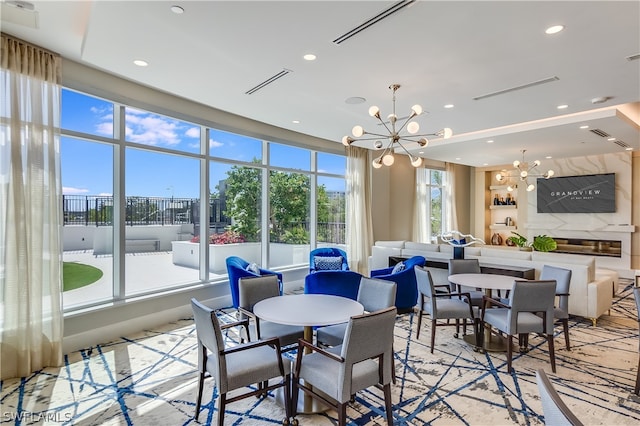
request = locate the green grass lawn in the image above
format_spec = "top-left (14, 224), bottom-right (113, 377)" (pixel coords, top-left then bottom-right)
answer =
top-left (63, 262), bottom-right (103, 292)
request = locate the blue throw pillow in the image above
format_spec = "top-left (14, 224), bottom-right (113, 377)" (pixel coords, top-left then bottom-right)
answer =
top-left (314, 256), bottom-right (343, 271)
top-left (391, 261), bottom-right (406, 274)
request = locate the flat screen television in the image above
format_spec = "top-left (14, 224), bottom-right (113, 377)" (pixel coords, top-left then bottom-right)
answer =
top-left (536, 173), bottom-right (615, 213)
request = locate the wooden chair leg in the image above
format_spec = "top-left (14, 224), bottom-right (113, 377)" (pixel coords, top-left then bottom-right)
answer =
top-left (291, 376), bottom-right (300, 418)
top-left (507, 336), bottom-right (513, 373)
top-left (283, 374), bottom-right (292, 421)
top-left (430, 319), bottom-right (437, 353)
top-left (383, 383), bottom-right (394, 425)
top-left (548, 334), bottom-right (557, 373)
top-left (195, 371), bottom-right (205, 420)
top-left (416, 309), bottom-right (423, 339)
top-left (217, 394), bottom-right (227, 426)
top-left (561, 319), bottom-right (570, 350)
top-left (337, 402), bottom-right (348, 426)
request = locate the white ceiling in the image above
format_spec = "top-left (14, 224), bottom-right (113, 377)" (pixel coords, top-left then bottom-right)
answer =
top-left (2, 0), bottom-right (639, 168)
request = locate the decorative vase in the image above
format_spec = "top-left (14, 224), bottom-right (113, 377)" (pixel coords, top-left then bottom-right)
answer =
top-left (491, 233), bottom-right (502, 245)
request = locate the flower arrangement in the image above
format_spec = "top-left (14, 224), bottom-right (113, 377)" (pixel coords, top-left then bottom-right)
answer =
top-left (190, 230), bottom-right (245, 244)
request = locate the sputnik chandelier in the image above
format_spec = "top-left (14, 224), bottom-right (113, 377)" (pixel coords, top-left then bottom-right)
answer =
top-left (342, 84), bottom-right (453, 168)
top-left (496, 149), bottom-right (555, 192)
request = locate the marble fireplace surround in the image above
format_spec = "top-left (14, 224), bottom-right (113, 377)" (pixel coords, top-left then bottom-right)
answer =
top-left (524, 152), bottom-right (634, 277)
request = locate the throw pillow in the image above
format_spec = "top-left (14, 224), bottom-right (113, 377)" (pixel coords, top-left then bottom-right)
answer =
top-left (391, 261), bottom-right (406, 274)
top-left (314, 256), bottom-right (343, 271)
top-left (246, 263), bottom-right (260, 275)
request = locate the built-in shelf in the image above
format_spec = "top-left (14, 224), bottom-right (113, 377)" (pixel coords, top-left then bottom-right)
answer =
top-left (489, 185), bottom-right (512, 191)
top-left (489, 205), bottom-right (517, 210)
top-left (489, 225), bottom-right (517, 231)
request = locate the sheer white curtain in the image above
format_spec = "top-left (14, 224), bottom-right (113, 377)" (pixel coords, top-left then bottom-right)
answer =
top-left (345, 146), bottom-right (374, 274)
top-left (1, 34), bottom-right (63, 379)
top-left (412, 167), bottom-right (429, 242)
top-left (444, 162), bottom-right (458, 233)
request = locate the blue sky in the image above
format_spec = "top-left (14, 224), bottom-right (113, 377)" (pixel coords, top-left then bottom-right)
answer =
top-left (61, 89), bottom-right (345, 199)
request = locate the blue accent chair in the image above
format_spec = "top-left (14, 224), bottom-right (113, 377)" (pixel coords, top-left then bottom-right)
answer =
top-left (309, 247), bottom-right (349, 273)
top-left (226, 256), bottom-right (283, 309)
top-left (304, 270), bottom-right (363, 300)
top-left (370, 255), bottom-right (426, 313)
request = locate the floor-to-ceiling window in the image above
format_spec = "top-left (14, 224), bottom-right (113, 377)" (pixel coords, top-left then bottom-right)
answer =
top-left (416, 167), bottom-right (448, 243)
top-left (60, 88), bottom-right (345, 311)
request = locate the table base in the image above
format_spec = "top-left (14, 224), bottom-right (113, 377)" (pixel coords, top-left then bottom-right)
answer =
top-left (463, 332), bottom-right (507, 352)
top-left (275, 383), bottom-right (329, 414)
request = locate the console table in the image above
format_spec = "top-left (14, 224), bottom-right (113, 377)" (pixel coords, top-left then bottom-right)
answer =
top-left (388, 255), bottom-right (535, 279)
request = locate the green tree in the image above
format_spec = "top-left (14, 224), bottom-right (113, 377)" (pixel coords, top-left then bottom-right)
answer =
top-left (269, 171), bottom-right (310, 243)
top-left (223, 165), bottom-right (261, 241)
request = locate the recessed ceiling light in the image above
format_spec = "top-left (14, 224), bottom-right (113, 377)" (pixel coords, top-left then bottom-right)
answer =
top-left (345, 97), bottom-right (366, 104)
top-left (557, 104), bottom-right (568, 109)
top-left (626, 147), bottom-right (633, 151)
top-left (419, 151), bottom-right (425, 154)
top-left (444, 104), bottom-right (454, 109)
top-left (133, 59), bottom-right (148, 67)
top-left (545, 25), bottom-right (564, 35)
top-left (607, 137), bottom-right (616, 141)
top-left (579, 125), bottom-right (589, 129)
top-left (483, 163), bottom-right (488, 166)
top-left (171, 5), bottom-right (184, 14)
top-left (292, 120), bottom-right (300, 124)
top-left (303, 53), bottom-right (316, 61)
top-left (545, 156), bottom-right (552, 159)
top-left (487, 140), bottom-right (494, 143)
top-left (455, 157), bottom-right (461, 161)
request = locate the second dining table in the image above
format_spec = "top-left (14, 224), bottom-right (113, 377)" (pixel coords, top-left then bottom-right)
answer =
top-left (448, 273), bottom-right (525, 352)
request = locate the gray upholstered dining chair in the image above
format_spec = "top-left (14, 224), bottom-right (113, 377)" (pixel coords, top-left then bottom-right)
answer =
top-left (481, 280), bottom-right (557, 373)
top-left (540, 264), bottom-right (573, 350)
top-left (448, 258), bottom-right (484, 306)
top-left (238, 275), bottom-right (304, 350)
top-left (415, 266), bottom-right (479, 353)
top-left (634, 287), bottom-right (640, 396)
top-left (536, 369), bottom-right (584, 426)
top-left (190, 298), bottom-right (292, 425)
top-left (292, 307), bottom-right (397, 425)
top-left (316, 277), bottom-right (396, 347)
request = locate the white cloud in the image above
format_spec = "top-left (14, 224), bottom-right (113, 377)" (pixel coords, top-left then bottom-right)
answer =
top-left (63, 186), bottom-right (90, 195)
top-left (209, 139), bottom-right (223, 148)
top-left (185, 127), bottom-right (200, 138)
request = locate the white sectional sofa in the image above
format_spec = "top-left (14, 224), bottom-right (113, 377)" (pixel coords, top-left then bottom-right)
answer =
top-left (368, 241), bottom-right (618, 325)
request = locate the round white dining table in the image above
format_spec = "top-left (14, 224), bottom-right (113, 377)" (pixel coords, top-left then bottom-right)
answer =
top-left (448, 273), bottom-right (526, 352)
top-left (253, 293), bottom-right (364, 414)
top-left (253, 293), bottom-right (364, 343)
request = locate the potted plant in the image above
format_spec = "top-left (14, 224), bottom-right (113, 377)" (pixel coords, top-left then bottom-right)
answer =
top-left (532, 235), bottom-right (557, 252)
top-left (507, 232), bottom-right (532, 251)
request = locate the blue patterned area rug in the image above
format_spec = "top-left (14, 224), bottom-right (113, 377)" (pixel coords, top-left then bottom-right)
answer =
top-left (1, 281), bottom-right (639, 425)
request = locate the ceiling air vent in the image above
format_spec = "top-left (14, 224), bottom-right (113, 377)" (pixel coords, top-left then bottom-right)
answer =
top-left (589, 129), bottom-right (610, 138)
top-left (333, 0), bottom-right (415, 45)
top-left (613, 140), bottom-right (630, 149)
top-left (245, 69), bottom-right (292, 95)
top-left (473, 77), bottom-right (559, 101)
top-left (626, 53), bottom-right (640, 61)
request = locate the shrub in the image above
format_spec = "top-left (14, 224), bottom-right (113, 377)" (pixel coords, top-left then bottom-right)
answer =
top-left (190, 230), bottom-right (245, 244)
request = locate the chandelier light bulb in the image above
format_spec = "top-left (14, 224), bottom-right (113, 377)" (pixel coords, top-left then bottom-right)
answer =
top-left (513, 160), bottom-right (520, 168)
top-left (373, 140), bottom-right (384, 149)
top-left (417, 138), bottom-right (428, 147)
top-left (407, 121), bottom-right (420, 134)
top-left (372, 158), bottom-right (383, 169)
top-left (411, 104), bottom-right (423, 116)
top-left (387, 113), bottom-right (397, 124)
top-left (382, 153), bottom-right (395, 166)
top-left (534, 160), bottom-right (541, 167)
top-left (546, 169), bottom-right (555, 178)
top-left (527, 183), bottom-right (535, 192)
top-left (352, 125), bottom-right (364, 137)
top-left (411, 156), bottom-right (423, 167)
top-left (442, 128), bottom-right (453, 139)
top-left (342, 136), bottom-right (353, 146)
top-left (368, 106), bottom-right (380, 118)
top-left (496, 173), bottom-right (503, 181)
top-left (507, 185), bottom-right (515, 191)
top-left (520, 170), bottom-right (528, 178)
